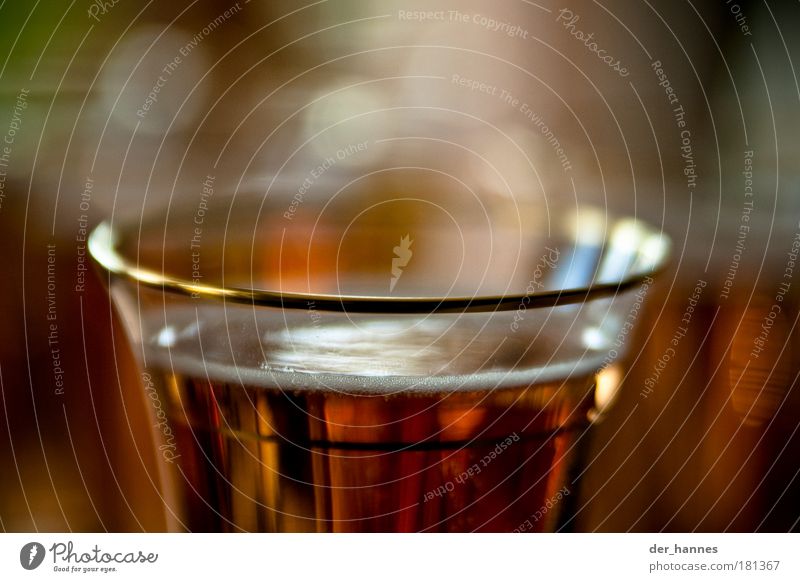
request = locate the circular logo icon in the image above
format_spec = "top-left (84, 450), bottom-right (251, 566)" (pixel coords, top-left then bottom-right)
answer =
top-left (20, 542), bottom-right (46, 570)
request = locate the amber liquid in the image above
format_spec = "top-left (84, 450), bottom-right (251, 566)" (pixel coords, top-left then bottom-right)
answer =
top-left (151, 367), bottom-right (594, 533)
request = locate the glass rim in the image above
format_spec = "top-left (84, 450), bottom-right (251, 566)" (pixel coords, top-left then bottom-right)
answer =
top-left (88, 214), bottom-right (670, 314)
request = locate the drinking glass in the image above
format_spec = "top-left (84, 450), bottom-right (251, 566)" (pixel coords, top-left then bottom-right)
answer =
top-left (89, 182), bottom-right (668, 532)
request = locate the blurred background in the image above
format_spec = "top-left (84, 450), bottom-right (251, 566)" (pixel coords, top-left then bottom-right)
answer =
top-left (0, 0), bottom-right (798, 531)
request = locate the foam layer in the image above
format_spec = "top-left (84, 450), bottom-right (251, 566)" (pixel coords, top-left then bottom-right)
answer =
top-left (142, 306), bottom-right (608, 395)
top-left (148, 352), bottom-right (602, 396)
